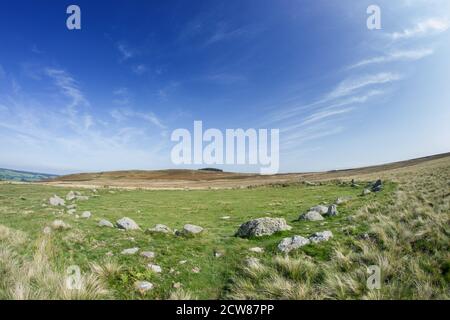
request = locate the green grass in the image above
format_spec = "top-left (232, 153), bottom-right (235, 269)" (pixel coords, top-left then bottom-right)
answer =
top-left (0, 181), bottom-right (392, 299)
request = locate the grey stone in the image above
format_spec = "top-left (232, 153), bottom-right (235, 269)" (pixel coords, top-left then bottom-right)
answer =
top-left (299, 210), bottom-right (324, 221)
top-left (121, 247), bottom-right (139, 255)
top-left (66, 191), bottom-right (76, 201)
top-left (146, 224), bottom-right (172, 234)
top-left (249, 247), bottom-right (264, 253)
top-left (134, 281), bottom-right (153, 293)
top-left (309, 230), bottom-right (333, 243)
top-left (98, 219), bottom-right (114, 228)
top-left (371, 179), bottom-right (383, 192)
top-left (277, 235), bottom-right (310, 253)
top-left (182, 224), bottom-right (204, 235)
top-left (362, 189), bottom-right (372, 196)
top-left (81, 211), bottom-right (91, 219)
top-left (49, 195), bottom-right (65, 206)
top-left (147, 264), bottom-right (162, 273)
top-left (325, 205), bottom-right (338, 217)
top-left (309, 205), bottom-right (328, 214)
top-left (245, 257), bottom-right (261, 268)
top-left (236, 217), bottom-right (292, 238)
top-left (116, 217), bottom-right (140, 230)
top-left (140, 251), bottom-right (156, 259)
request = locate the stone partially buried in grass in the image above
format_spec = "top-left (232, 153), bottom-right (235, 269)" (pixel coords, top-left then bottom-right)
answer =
top-left (147, 264), bottom-right (162, 273)
top-left (116, 217), bottom-right (140, 230)
top-left (134, 281), bottom-right (153, 294)
top-left (121, 247), bottom-right (139, 255)
top-left (178, 224), bottom-right (204, 236)
top-left (146, 224), bottom-right (172, 234)
top-left (309, 230), bottom-right (333, 243)
top-left (236, 217), bottom-right (291, 238)
top-left (51, 219), bottom-right (71, 230)
top-left (277, 235), bottom-right (310, 253)
top-left (81, 211), bottom-right (91, 219)
top-left (140, 251), bottom-right (155, 259)
top-left (299, 210), bottom-right (324, 221)
top-left (49, 195), bottom-right (65, 206)
top-left (98, 219), bottom-right (114, 228)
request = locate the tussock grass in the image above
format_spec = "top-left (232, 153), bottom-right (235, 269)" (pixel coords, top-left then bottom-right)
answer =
top-left (0, 228), bottom-right (109, 300)
top-left (228, 160), bottom-right (450, 300)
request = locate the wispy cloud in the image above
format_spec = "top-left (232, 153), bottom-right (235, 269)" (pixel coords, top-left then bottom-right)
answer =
top-left (389, 18), bottom-right (449, 40)
top-left (45, 68), bottom-right (89, 110)
top-left (116, 42), bottom-right (136, 61)
top-left (132, 64), bottom-right (147, 75)
top-left (110, 108), bottom-right (166, 129)
top-left (112, 87), bottom-right (131, 105)
top-left (326, 73), bottom-right (401, 100)
top-left (349, 48), bottom-right (434, 69)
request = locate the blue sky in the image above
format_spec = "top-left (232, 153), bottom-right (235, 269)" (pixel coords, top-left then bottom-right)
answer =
top-left (0, 0), bottom-right (449, 174)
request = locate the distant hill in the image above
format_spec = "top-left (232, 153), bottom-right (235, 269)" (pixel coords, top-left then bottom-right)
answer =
top-left (0, 168), bottom-right (58, 182)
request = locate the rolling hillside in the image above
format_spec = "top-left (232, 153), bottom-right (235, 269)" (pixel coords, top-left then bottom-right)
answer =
top-left (0, 168), bottom-right (58, 182)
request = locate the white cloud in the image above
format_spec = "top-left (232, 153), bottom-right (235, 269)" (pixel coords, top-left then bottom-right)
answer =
top-left (327, 73), bottom-right (401, 100)
top-left (117, 42), bottom-right (135, 61)
top-left (389, 18), bottom-right (449, 40)
top-left (45, 68), bottom-right (89, 110)
top-left (110, 108), bottom-right (166, 129)
top-left (132, 64), bottom-right (147, 75)
top-left (349, 48), bottom-right (434, 69)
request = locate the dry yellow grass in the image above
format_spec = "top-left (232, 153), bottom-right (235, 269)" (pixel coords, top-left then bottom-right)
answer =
top-left (228, 156), bottom-right (450, 299)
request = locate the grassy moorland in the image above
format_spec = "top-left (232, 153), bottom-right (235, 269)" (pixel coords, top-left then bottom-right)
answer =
top-left (0, 156), bottom-right (448, 300)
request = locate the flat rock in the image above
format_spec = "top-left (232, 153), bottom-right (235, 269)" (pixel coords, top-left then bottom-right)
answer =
top-left (146, 224), bottom-right (172, 234)
top-left (362, 189), bottom-right (372, 196)
top-left (299, 210), bottom-right (324, 221)
top-left (98, 219), bottom-right (114, 228)
top-left (140, 251), bottom-right (156, 259)
top-left (49, 195), bottom-right (65, 206)
top-left (66, 204), bottom-right (77, 210)
top-left (121, 247), bottom-right (139, 255)
top-left (66, 191), bottom-right (76, 201)
top-left (182, 224), bottom-right (204, 235)
top-left (147, 264), bottom-right (162, 273)
top-left (249, 247), bottom-right (264, 253)
top-left (67, 209), bottom-right (76, 215)
top-left (277, 235), bottom-right (310, 253)
top-left (134, 281), bottom-right (153, 293)
top-left (236, 217), bottom-right (291, 238)
top-left (245, 257), bottom-right (261, 268)
top-left (81, 211), bottom-right (91, 219)
top-left (116, 217), bottom-right (139, 230)
top-left (309, 205), bottom-right (328, 214)
top-left (309, 230), bottom-right (333, 243)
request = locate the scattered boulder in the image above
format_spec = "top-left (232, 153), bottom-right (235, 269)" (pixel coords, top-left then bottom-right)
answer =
top-left (277, 235), bottom-right (310, 253)
top-left (303, 181), bottom-right (316, 186)
top-left (299, 210), bottom-right (324, 221)
top-left (249, 247), bottom-right (264, 253)
top-left (221, 216), bottom-right (231, 220)
top-left (81, 211), bottom-right (91, 219)
top-left (140, 251), bottom-right (155, 259)
top-left (51, 219), bottom-right (70, 230)
top-left (134, 281), bottom-right (153, 294)
top-left (236, 217), bottom-right (291, 238)
top-left (116, 217), bottom-right (140, 230)
top-left (121, 247), bottom-right (139, 255)
top-left (309, 230), bottom-right (333, 243)
top-left (180, 224), bottom-right (204, 235)
top-left (324, 205), bottom-right (338, 217)
top-left (351, 179), bottom-right (359, 188)
top-left (98, 219), bottom-right (114, 228)
top-left (75, 195), bottom-right (89, 201)
top-left (67, 209), bottom-right (76, 215)
top-left (66, 191), bottom-right (76, 201)
top-left (371, 179), bottom-right (383, 192)
top-left (66, 204), bottom-right (77, 210)
top-left (362, 189), bottom-right (372, 196)
top-left (192, 267), bottom-right (201, 273)
top-left (147, 264), bottom-right (162, 273)
top-left (146, 224), bottom-right (172, 234)
top-left (49, 195), bottom-right (65, 206)
top-left (309, 205), bottom-right (328, 214)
